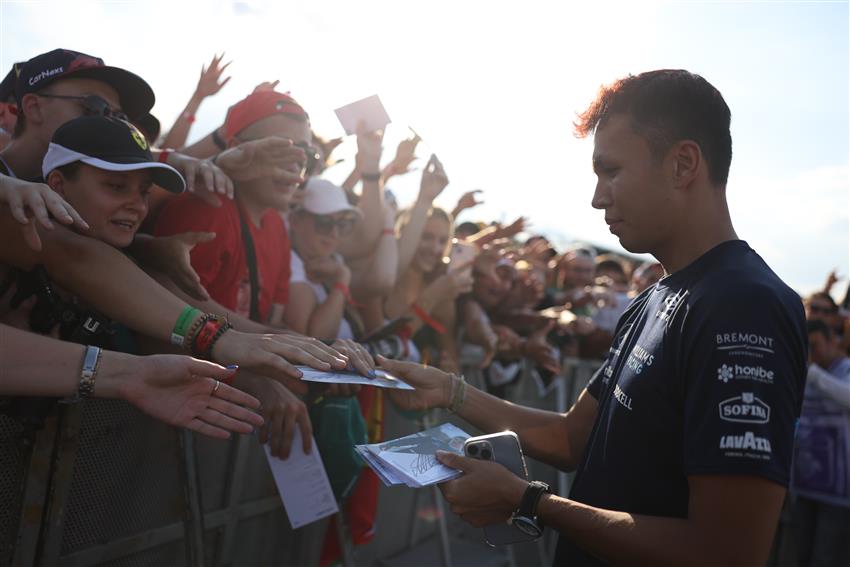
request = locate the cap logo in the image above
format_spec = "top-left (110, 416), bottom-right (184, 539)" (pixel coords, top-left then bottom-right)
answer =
top-left (28, 66), bottom-right (64, 87)
top-left (129, 124), bottom-right (148, 150)
top-left (67, 55), bottom-right (103, 72)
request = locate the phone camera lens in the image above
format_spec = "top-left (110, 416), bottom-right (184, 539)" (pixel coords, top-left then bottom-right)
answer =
top-left (468, 444), bottom-right (479, 456)
top-left (481, 448), bottom-right (492, 460)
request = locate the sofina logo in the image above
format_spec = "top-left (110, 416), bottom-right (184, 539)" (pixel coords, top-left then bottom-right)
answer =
top-left (719, 392), bottom-right (770, 423)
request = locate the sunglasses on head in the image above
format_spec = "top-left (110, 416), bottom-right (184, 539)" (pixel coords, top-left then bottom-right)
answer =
top-left (37, 93), bottom-right (128, 121)
top-left (308, 212), bottom-right (356, 237)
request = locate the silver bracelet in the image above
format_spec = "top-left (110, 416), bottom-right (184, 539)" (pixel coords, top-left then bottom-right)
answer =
top-left (449, 374), bottom-right (467, 413)
top-left (61, 346), bottom-right (102, 404)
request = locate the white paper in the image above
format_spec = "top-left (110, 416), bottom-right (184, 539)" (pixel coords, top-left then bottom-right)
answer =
top-left (334, 94), bottom-right (391, 135)
top-left (263, 426), bottom-right (338, 529)
top-left (298, 366), bottom-right (414, 390)
top-left (356, 423), bottom-right (469, 487)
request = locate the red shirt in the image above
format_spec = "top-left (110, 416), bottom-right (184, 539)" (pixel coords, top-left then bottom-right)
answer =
top-left (154, 194), bottom-right (291, 322)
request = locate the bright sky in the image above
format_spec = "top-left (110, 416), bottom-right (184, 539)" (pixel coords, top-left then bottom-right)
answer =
top-left (2, 0), bottom-right (848, 297)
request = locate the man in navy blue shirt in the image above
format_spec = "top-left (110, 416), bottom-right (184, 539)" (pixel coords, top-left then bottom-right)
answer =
top-left (379, 69), bottom-right (807, 565)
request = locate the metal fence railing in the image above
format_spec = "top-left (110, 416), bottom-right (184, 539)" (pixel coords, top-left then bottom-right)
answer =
top-left (1, 353), bottom-right (796, 566)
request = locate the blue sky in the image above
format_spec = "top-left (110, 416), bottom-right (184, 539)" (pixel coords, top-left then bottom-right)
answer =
top-left (2, 0), bottom-right (847, 297)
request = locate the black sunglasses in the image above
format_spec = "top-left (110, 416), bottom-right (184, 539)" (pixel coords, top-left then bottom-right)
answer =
top-left (37, 93), bottom-right (128, 121)
top-left (294, 142), bottom-right (322, 174)
top-left (308, 212), bottom-right (356, 237)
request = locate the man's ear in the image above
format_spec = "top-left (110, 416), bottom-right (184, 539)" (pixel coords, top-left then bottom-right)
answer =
top-left (20, 93), bottom-right (44, 127)
top-left (671, 140), bottom-right (702, 189)
top-left (46, 170), bottom-right (66, 197)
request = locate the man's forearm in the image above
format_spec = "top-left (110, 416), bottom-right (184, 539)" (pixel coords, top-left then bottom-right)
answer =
top-left (455, 385), bottom-right (575, 470)
top-left (536, 495), bottom-right (768, 566)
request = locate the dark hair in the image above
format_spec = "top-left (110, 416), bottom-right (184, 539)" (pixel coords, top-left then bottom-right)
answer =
top-left (595, 255), bottom-right (627, 277)
top-left (807, 318), bottom-right (833, 340)
top-left (575, 69), bottom-right (733, 187)
top-left (55, 161), bottom-right (82, 180)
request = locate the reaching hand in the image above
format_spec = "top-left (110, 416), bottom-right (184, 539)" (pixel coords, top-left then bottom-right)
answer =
top-left (121, 355), bottom-right (264, 440)
top-left (453, 189), bottom-right (484, 216)
top-left (165, 152), bottom-right (234, 206)
top-left (0, 177), bottom-right (89, 251)
top-left (253, 80), bottom-right (280, 94)
top-left (195, 54), bottom-right (232, 99)
top-left (138, 232), bottom-right (214, 301)
top-left (385, 133), bottom-right (421, 178)
top-left (212, 329), bottom-right (349, 385)
top-left (376, 356), bottom-right (453, 412)
top-left (418, 154), bottom-right (449, 204)
top-left (355, 123), bottom-right (384, 175)
top-left (214, 137), bottom-right (305, 185)
top-left (330, 338), bottom-right (375, 377)
top-left (523, 320), bottom-right (560, 374)
top-left (238, 372), bottom-right (313, 458)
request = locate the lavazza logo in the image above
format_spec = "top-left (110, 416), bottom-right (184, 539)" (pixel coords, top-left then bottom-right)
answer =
top-left (719, 431), bottom-right (772, 456)
top-left (716, 363), bottom-right (774, 385)
top-left (719, 392), bottom-right (770, 423)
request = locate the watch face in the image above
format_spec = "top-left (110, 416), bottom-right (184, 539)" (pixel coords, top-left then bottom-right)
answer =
top-left (512, 515), bottom-right (541, 538)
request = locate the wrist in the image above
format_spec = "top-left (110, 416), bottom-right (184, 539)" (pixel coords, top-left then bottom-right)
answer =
top-left (92, 350), bottom-right (134, 400)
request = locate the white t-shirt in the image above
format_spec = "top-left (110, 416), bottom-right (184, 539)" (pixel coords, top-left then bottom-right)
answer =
top-left (289, 250), bottom-right (354, 340)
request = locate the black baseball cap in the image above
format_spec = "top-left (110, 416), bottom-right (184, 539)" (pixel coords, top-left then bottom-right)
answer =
top-left (15, 49), bottom-right (154, 119)
top-left (42, 116), bottom-right (184, 193)
top-left (0, 62), bottom-right (23, 104)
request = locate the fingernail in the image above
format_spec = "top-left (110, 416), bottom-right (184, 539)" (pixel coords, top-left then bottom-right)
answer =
top-left (226, 364), bottom-right (239, 370)
top-left (368, 369), bottom-right (377, 378)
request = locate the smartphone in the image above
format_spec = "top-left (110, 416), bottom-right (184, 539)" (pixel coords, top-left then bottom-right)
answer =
top-left (463, 432), bottom-right (536, 546)
top-left (448, 239), bottom-right (477, 279)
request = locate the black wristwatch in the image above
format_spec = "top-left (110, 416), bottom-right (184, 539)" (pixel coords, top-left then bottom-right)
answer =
top-left (511, 480), bottom-right (550, 538)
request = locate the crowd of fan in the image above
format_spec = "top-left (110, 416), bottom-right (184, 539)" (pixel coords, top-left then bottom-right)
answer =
top-left (0, 48), bottom-right (847, 564)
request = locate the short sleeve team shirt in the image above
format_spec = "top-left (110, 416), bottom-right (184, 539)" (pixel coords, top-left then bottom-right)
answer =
top-left (153, 194), bottom-right (291, 322)
top-left (554, 240), bottom-right (807, 565)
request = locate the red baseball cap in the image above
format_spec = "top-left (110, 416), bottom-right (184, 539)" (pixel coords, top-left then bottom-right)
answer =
top-left (224, 90), bottom-right (308, 142)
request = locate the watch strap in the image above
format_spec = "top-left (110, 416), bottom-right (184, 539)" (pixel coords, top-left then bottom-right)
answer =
top-left (518, 480), bottom-right (550, 520)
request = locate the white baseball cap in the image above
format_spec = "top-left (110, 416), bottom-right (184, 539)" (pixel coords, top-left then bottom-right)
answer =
top-left (300, 177), bottom-right (362, 219)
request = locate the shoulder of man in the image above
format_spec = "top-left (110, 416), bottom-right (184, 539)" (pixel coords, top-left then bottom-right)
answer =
top-left (153, 193), bottom-right (238, 238)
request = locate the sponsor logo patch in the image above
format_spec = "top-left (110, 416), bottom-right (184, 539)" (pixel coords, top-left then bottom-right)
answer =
top-left (719, 431), bottom-right (772, 460)
top-left (715, 332), bottom-right (775, 358)
top-left (716, 363), bottom-right (775, 385)
top-left (719, 392), bottom-right (770, 423)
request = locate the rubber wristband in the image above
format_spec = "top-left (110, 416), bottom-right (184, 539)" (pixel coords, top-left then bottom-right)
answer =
top-left (382, 228), bottom-right (395, 236)
top-left (333, 282), bottom-right (363, 308)
top-left (361, 172), bottom-right (381, 182)
top-left (158, 149), bottom-right (173, 163)
top-left (172, 306), bottom-right (202, 346)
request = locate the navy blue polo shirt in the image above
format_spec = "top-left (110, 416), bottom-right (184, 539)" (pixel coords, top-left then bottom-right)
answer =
top-left (554, 240), bottom-right (807, 565)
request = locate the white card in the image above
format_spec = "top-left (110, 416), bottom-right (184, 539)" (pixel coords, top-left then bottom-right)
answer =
top-left (263, 426), bottom-right (338, 529)
top-left (334, 94), bottom-right (391, 135)
top-left (298, 366), bottom-right (414, 390)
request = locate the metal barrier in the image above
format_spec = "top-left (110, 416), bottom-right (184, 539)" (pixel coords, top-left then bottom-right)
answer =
top-left (2, 353), bottom-right (795, 566)
top-left (1, 398), bottom-right (324, 567)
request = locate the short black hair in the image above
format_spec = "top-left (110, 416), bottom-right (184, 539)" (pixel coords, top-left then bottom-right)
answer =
top-left (807, 318), bottom-right (833, 340)
top-left (575, 69), bottom-right (733, 187)
top-left (55, 161), bottom-right (82, 181)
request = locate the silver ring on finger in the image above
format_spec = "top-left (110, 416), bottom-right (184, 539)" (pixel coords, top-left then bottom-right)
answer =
top-left (211, 380), bottom-right (221, 397)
